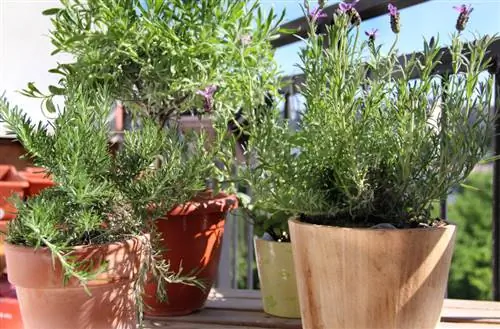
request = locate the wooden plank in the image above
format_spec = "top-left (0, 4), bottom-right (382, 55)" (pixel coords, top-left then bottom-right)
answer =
top-left (208, 289), bottom-right (500, 319)
top-left (145, 309), bottom-right (301, 329)
top-left (271, 0), bottom-right (431, 48)
top-left (438, 323), bottom-right (500, 328)
top-left (143, 320), bottom-right (261, 329)
top-left (209, 289), bottom-right (260, 300)
top-left (145, 290), bottom-right (500, 328)
top-left (443, 299), bottom-right (500, 311)
top-left (207, 297), bottom-right (261, 311)
top-left (145, 308), bottom-right (500, 329)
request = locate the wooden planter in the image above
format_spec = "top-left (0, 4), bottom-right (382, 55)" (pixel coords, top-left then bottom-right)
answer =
top-left (254, 238), bottom-right (300, 318)
top-left (288, 218), bottom-right (456, 329)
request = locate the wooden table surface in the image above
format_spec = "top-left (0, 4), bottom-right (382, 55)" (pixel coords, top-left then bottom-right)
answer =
top-left (144, 289), bottom-right (500, 329)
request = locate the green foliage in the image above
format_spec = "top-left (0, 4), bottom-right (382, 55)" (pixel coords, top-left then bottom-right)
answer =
top-left (443, 171), bottom-right (493, 300)
top-left (0, 87), bottom-right (211, 291)
top-left (25, 0), bottom-right (285, 194)
top-left (244, 7), bottom-right (496, 228)
top-left (23, 0), bottom-right (283, 127)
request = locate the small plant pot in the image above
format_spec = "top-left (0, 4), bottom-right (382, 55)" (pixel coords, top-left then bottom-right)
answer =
top-left (0, 165), bottom-right (29, 220)
top-left (4, 236), bottom-right (146, 329)
top-left (254, 237), bottom-right (300, 318)
top-left (288, 218), bottom-right (456, 329)
top-left (19, 167), bottom-right (55, 197)
top-left (143, 192), bottom-right (237, 316)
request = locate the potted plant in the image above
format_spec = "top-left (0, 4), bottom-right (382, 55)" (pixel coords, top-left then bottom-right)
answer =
top-left (0, 86), bottom-right (211, 328)
top-left (241, 203), bottom-right (300, 319)
top-left (244, 1), bottom-right (497, 328)
top-left (24, 0), bottom-right (285, 316)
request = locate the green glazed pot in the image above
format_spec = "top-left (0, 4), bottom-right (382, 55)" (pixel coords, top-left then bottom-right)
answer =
top-left (254, 237), bottom-right (301, 318)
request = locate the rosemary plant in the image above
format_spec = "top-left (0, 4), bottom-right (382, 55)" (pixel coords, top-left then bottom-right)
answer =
top-left (245, 1), bottom-right (497, 229)
top-left (0, 85), bottom-right (213, 319)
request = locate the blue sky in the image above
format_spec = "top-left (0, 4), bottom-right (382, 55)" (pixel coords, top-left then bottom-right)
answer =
top-left (261, 0), bottom-right (500, 76)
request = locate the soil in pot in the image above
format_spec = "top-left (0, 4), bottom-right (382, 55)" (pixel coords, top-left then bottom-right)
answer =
top-left (288, 218), bottom-right (456, 329)
top-left (4, 236), bottom-right (145, 329)
top-left (143, 192), bottom-right (237, 316)
top-left (254, 237), bottom-right (300, 318)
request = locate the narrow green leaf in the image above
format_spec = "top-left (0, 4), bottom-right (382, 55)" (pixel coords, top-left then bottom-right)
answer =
top-left (49, 85), bottom-right (65, 95)
top-left (45, 99), bottom-right (56, 113)
top-left (27, 82), bottom-right (40, 93)
top-left (42, 8), bottom-right (61, 16)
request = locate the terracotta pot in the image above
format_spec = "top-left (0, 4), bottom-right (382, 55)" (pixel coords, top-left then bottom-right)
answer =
top-left (0, 220), bottom-right (7, 273)
top-left (0, 165), bottom-right (29, 220)
top-left (254, 237), bottom-right (300, 318)
top-left (19, 167), bottom-right (55, 197)
top-left (4, 236), bottom-right (146, 329)
top-left (143, 193), bottom-right (237, 316)
top-left (288, 218), bottom-right (456, 329)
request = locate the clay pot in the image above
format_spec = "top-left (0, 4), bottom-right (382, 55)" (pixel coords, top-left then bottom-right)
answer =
top-left (143, 193), bottom-right (237, 316)
top-left (19, 167), bottom-right (55, 197)
top-left (4, 236), bottom-right (146, 329)
top-left (254, 237), bottom-right (300, 318)
top-left (0, 166), bottom-right (28, 273)
top-left (0, 165), bottom-right (29, 220)
top-left (288, 218), bottom-right (456, 329)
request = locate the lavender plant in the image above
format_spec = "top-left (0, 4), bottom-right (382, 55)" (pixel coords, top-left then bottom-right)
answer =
top-left (22, 0), bottom-right (284, 191)
top-left (245, 1), bottom-right (497, 229)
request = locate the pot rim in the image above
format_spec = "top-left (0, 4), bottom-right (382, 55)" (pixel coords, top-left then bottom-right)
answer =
top-left (3, 234), bottom-right (147, 254)
top-left (166, 192), bottom-right (238, 217)
top-left (288, 217), bottom-right (456, 232)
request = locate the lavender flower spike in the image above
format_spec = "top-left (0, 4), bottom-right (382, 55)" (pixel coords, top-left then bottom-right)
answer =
top-left (339, 0), bottom-right (361, 26)
top-left (388, 3), bottom-right (399, 16)
top-left (388, 3), bottom-right (400, 34)
top-left (453, 4), bottom-right (473, 31)
top-left (365, 28), bottom-right (378, 42)
top-left (339, 0), bottom-right (359, 13)
top-left (310, 6), bottom-right (328, 22)
top-left (453, 4), bottom-right (473, 14)
top-left (196, 85), bottom-right (218, 112)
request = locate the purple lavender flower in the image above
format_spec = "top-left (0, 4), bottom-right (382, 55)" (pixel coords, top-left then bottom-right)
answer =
top-left (339, 0), bottom-right (361, 26)
top-left (453, 4), bottom-right (473, 14)
top-left (196, 85), bottom-right (218, 112)
top-left (339, 0), bottom-right (359, 13)
top-left (310, 6), bottom-right (328, 22)
top-left (388, 3), bottom-right (400, 34)
top-left (453, 4), bottom-right (473, 31)
top-left (365, 28), bottom-right (378, 42)
top-left (388, 3), bottom-right (399, 16)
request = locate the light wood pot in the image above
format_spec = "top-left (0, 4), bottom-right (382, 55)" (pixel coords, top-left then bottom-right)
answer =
top-left (254, 237), bottom-right (300, 318)
top-left (288, 218), bottom-right (456, 329)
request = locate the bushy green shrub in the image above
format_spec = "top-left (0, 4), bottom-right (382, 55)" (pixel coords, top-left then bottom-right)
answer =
top-left (445, 171), bottom-right (493, 300)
